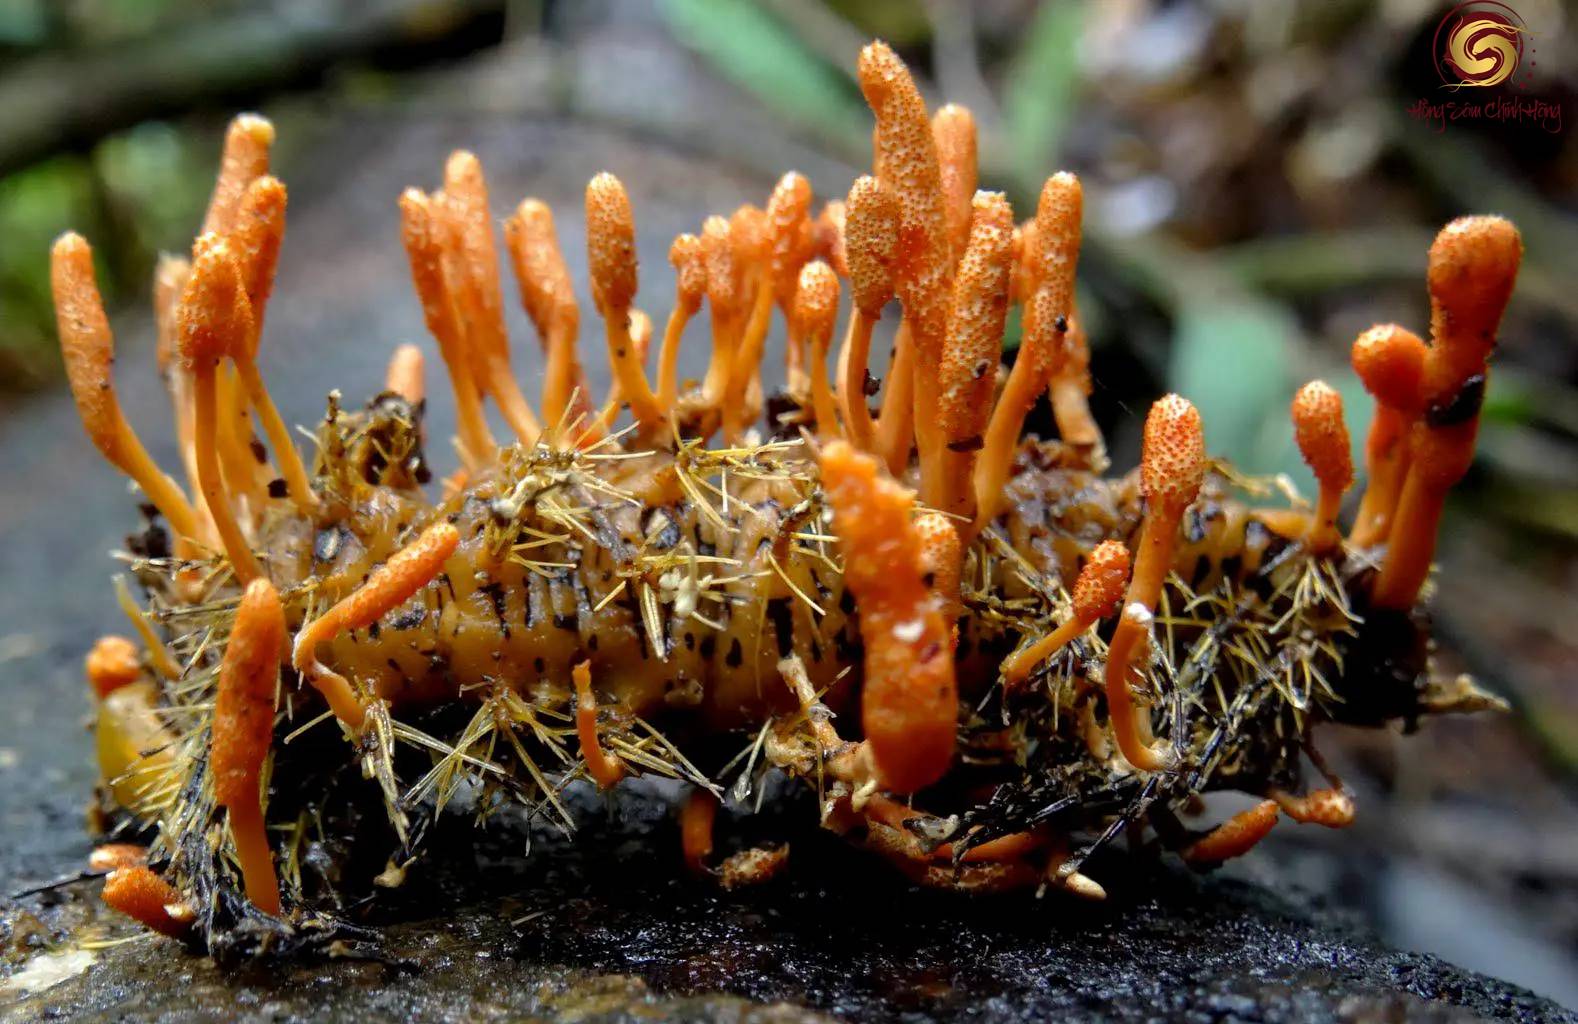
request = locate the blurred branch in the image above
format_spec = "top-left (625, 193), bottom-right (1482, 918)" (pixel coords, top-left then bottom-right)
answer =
top-left (0, 0), bottom-right (505, 177)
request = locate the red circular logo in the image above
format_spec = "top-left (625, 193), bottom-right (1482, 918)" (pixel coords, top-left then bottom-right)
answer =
top-left (1433, 2), bottom-right (1529, 89)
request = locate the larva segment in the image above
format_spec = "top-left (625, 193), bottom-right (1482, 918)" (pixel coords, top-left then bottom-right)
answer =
top-left (102, 866), bottom-right (191, 938)
top-left (212, 578), bottom-right (285, 915)
top-left (837, 176), bottom-right (898, 453)
top-left (503, 198), bottom-right (594, 439)
top-left (51, 233), bottom-right (204, 543)
top-left (1183, 800), bottom-right (1280, 864)
top-left (573, 660), bottom-right (627, 789)
top-left (794, 260), bottom-right (841, 439)
top-left (1349, 324), bottom-right (1426, 547)
top-left (441, 151), bottom-right (542, 444)
top-left (820, 441), bottom-right (956, 794)
top-left (398, 188), bottom-right (496, 468)
top-left (385, 344), bottom-right (425, 404)
top-left (292, 522), bottom-right (460, 730)
top-left (658, 232), bottom-right (705, 412)
top-left (934, 190), bottom-right (1014, 518)
top-left (229, 176), bottom-right (318, 514)
top-left (1001, 539), bottom-right (1130, 687)
top-left (1105, 394), bottom-right (1206, 772)
top-left (932, 104), bottom-right (978, 264)
top-left (201, 114), bottom-right (274, 238)
top-left (858, 41), bottom-right (951, 481)
top-left (86, 635), bottom-right (142, 699)
top-left (1376, 216), bottom-right (1522, 609)
top-left (178, 236), bottom-right (264, 583)
top-left (973, 173), bottom-right (1083, 531)
top-left (1290, 381), bottom-right (1353, 554)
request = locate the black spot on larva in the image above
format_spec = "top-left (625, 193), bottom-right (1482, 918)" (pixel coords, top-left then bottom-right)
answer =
top-left (767, 598), bottom-right (794, 658)
top-left (533, 657), bottom-right (545, 674)
top-left (588, 634), bottom-right (599, 652)
top-left (1054, 314), bottom-right (1069, 334)
top-left (839, 589), bottom-right (857, 616)
top-left (947, 435), bottom-right (984, 453)
top-left (726, 637), bottom-right (744, 668)
top-left (863, 371), bottom-right (881, 397)
top-left (810, 639), bottom-right (823, 664)
top-left (388, 606), bottom-right (426, 631)
top-left (553, 613), bottom-right (576, 631)
top-left (972, 358), bottom-right (992, 380)
top-left (267, 478), bottom-right (289, 499)
top-left (684, 632), bottom-right (695, 651)
top-left (921, 571), bottom-right (936, 588)
top-left (699, 635), bottom-right (716, 660)
top-left (834, 626), bottom-right (860, 665)
top-left (479, 582), bottom-right (509, 639)
top-left (249, 438), bottom-right (268, 463)
top-left (367, 620), bottom-right (381, 640)
top-left (1219, 554), bottom-right (1242, 584)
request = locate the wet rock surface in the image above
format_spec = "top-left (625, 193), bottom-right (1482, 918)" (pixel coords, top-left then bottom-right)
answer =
top-left (0, 114), bottom-right (1572, 1022)
top-left (6, 795), bottom-right (1574, 1024)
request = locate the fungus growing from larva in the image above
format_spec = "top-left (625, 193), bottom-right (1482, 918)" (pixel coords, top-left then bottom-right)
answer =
top-left (50, 39), bottom-right (1518, 955)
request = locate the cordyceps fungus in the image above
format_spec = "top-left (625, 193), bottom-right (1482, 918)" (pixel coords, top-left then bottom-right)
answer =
top-left (44, 39), bottom-right (1520, 955)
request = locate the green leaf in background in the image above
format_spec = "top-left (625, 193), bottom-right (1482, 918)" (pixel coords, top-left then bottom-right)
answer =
top-left (1169, 299), bottom-right (1297, 479)
top-left (659, 0), bottom-right (869, 155)
top-left (1002, 0), bottom-right (1083, 188)
top-left (1169, 300), bottom-right (1374, 497)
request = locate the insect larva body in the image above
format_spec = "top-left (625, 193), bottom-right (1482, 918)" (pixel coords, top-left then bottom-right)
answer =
top-left (54, 38), bottom-right (1519, 953)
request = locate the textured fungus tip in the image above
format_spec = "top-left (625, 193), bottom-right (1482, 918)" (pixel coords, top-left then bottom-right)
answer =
top-left (933, 103), bottom-right (978, 261)
top-left (1351, 324), bottom-right (1426, 412)
top-left (506, 198), bottom-right (577, 340)
top-left (845, 175), bottom-right (899, 316)
top-left (1291, 381), bottom-right (1353, 495)
top-left (102, 866), bottom-right (191, 938)
top-left (820, 440), bottom-right (956, 794)
top-left (1427, 215), bottom-right (1523, 368)
top-left (201, 113), bottom-right (274, 238)
top-left (1071, 540), bottom-right (1131, 623)
top-left (232, 175), bottom-right (286, 334)
top-left (86, 636), bottom-right (142, 699)
top-left (670, 233), bottom-right (706, 313)
top-left (937, 190), bottom-right (1014, 444)
top-left (767, 171), bottom-right (814, 301)
top-left (178, 235), bottom-right (252, 369)
top-left (701, 215), bottom-right (737, 316)
top-left (212, 578), bottom-right (285, 805)
top-left (793, 260), bottom-right (839, 341)
top-left (1140, 394), bottom-right (1206, 513)
top-left (585, 172), bottom-right (638, 315)
top-left (51, 233), bottom-right (118, 455)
